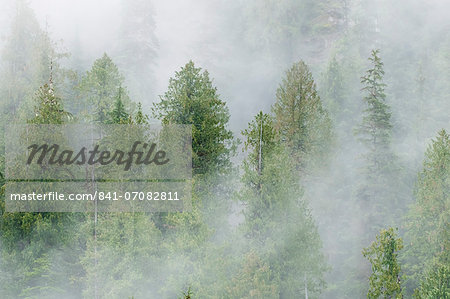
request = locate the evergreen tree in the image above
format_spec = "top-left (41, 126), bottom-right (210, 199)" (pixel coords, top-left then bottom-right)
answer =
top-left (356, 49), bottom-right (392, 154)
top-left (153, 60), bottom-right (233, 176)
top-left (413, 264), bottom-right (450, 299)
top-left (355, 49), bottom-right (405, 235)
top-left (0, 79), bottom-right (80, 298)
top-left (151, 62), bottom-right (234, 297)
top-left (403, 129), bottom-right (450, 295)
top-left (133, 102), bottom-right (149, 125)
top-left (272, 60), bottom-right (333, 171)
top-left (29, 82), bottom-right (72, 125)
top-left (0, 0), bottom-right (68, 156)
top-left (107, 86), bottom-right (129, 124)
top-left (79, 53), bottom-right (131, 123)
top-left (362, 227), bottom-right (404, 299)
top-left (0, 0), bottom-right (49, 118)
top-left (321, 56), bottom-right (347, 123)
top-left (238, 112), bottom-right (327, 298)
top-left (226, 251), bottom-right (279, 298)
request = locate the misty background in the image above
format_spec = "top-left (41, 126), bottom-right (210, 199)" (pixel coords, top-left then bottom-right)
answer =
top-left (0, 0), bottom-right (449, 298)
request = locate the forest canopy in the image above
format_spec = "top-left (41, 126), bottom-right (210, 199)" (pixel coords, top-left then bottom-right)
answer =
top-left (0, 0), bottom-right (449, 298)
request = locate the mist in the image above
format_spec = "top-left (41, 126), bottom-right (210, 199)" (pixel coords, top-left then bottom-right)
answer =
top-left (0, 0), bottom-right (449, 298)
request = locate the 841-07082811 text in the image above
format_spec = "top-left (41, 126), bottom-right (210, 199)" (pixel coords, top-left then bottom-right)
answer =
top-left (96, 191), bottom-right (179, 201)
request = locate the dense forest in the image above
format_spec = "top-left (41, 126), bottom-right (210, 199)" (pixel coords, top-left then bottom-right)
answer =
top-left (0, 0), bottom-right (449, 298)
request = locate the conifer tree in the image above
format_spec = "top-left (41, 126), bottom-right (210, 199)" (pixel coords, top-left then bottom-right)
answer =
top-left (0, 79), bottom-right (79, 298)
top-left (273, 60), bottom-right (333, 171)
top-left (413, 264), bottom-right (450, 299)
top-left (363, 227), bottom-right (404, 299)
top-left (403, 129), bottom-right (450, 296)
top-left (153, 60), bottom-right (233, 176)
top-left (356, 49), bottom-right (392, 155)
top-left (237, 111), bottom-right (327, 298)
top-left (151, 62), bottom-right (232, 297)
top-left (29, 83), bottom-right (72, 124)
top-left (133, 102), bottom-right (149, 125)
top-left (107, 86), bottom-right (129, 124)
top-left (321, 56), bottom-right (347, 123)
top-left (79, 53), bottom-right (131, 123)
top-left (355, 49), bottom-right (405, 236)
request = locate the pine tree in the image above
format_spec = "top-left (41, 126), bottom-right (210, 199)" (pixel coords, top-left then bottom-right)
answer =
top-left (272, 60), bottom-right (333, 171)
top-left (355, 49), bottom-right (405, 235)
top-left (321, 56), bottom-right (346, 123)
top-left (238, 112), bottom-right (327, 298)
top-left (414, 264), bottom-right (450, 299)
top-left (29, 83), bottom-right (72, 125)
top-left (362, 227), bottom-right (404, 299)
top-left (356, 49), bottom-right (392, 154)
top-left (107, 86), bottom-right (129, 124)
top-left (0, 79), bottom-right (79, 298)
top-left (0, 0), bottom-right (68, 158)
top-left (79, 53), bottom-right (131, 123)
top-left (151, 62), bottom-right (232, 297)
top-left (153, 60), bottom-right (233, 176)
top-left (0, 0), bottom-right (47, 118)
top-left (403, 129), bottom-right (450, 296)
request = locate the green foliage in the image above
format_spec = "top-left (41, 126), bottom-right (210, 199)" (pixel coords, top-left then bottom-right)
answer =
top-left (0, 0), bottom-right (68, 121)
top-left (237, 111), bottom-right (328, 298)
top-left (181, 286), bottom-right (193, 299)
top-left (413, 263), bottom-right (450, 299)
top-left (29, 83), bottom-right (72, 125)
top-left (403, 129), bottom-right (450, 295)
top-left (226, 251), bottom-right (279, 298)
top-left (133, 102), bottom-right (149, 125)
top-left (321, 56), bottom-right (347, 122)
top-left (362, 227), bottom-right (404, 299)
top-left (79, 53), bottom-right (131, 123)
top-left (273, 60), bottom-right (333, 171)
top-left (153, 60), bottom-right (233, 175)
top-left (107, 86), bottom-right (129, 124)
top-left (0, 80), bottom-right (80, 298)
top-left (356, 49), bottom-right (392, 149)
top-left (82, 213), bottom-right (162, 299)
top-left (242, 111), bottom-right (277, 178)
top-left (355, 49), bottom-right (406, 239)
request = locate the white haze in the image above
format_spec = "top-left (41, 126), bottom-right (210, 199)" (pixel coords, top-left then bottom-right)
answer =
top-left (0, 0), bottom-right (449, 298)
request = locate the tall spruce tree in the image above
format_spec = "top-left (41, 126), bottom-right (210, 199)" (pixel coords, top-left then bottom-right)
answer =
top-left (403, 129), bottom-right (450, 296)
top-left (355, 50), bottom-right (405, 235)
top-left (153, 60), bottom-right (233, 176)
top-left (237, 111), bottom-right (327, 298)
top-left (351, 49), bottom-right (408, 297)
top-left (273, 60), bottom-right (333, 171)
top-left (0, 79), bottom-right (80, 298)
top-left (151, 62), bottom-right (234, 297)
